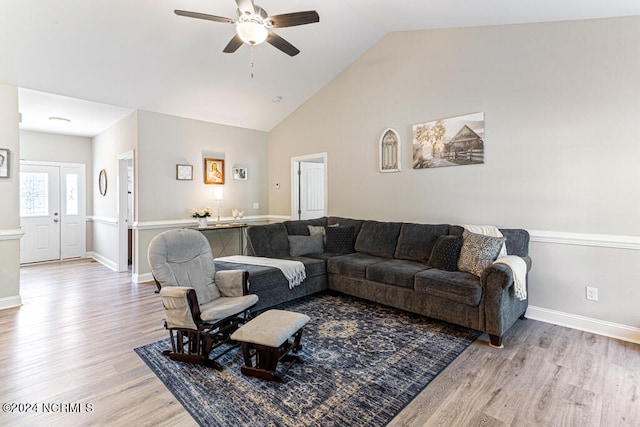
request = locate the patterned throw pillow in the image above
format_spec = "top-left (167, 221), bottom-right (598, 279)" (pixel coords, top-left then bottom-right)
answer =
top-left (325, 226), bottom-right (355, 254)
top-left (457, 231), bottom-right (506, 276)
top-left (427, 235), bottom-right (463, 271)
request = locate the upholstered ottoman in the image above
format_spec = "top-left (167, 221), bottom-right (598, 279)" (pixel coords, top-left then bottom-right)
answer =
top-left (230, 309), bottom-right (310, 383)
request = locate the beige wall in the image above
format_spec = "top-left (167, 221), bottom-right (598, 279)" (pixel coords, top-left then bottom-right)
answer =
top-left (134, 110), bottom-right (269, 277)
top-left (0, 84), bottom-right (21, 308)
top-left (268, 18), bottom-right (640, 331)
top-left (90, 111), bottom-right (138, 268)
top-left (20, 130), bottom-right (93, 218)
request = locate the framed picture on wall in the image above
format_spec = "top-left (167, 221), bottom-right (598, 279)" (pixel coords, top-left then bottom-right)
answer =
top-left (176, 164), bottom-right (193, 180)
top-left (204, 158), bottom-right (225, 184)
top-left (0, 148), bottom-right (9, 178)
top-left (233, 167), bottom-right (247, 180)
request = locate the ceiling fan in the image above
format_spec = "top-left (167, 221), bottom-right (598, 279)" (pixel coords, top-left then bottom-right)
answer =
top-left (175, 0), bottom-right (320, 57)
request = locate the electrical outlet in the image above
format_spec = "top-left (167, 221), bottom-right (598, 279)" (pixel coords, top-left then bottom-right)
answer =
top-left (586, 286), bottom-right (598, 301)
top-left (252, 202), bottom-right (259, 210)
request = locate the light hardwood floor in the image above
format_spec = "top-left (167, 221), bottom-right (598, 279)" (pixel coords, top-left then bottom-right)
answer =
top-left (1, 259), bottom-right (638, 426)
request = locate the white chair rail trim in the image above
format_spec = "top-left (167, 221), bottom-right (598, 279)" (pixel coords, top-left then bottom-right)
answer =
top-left (0, 228), bottom-right (25, 241)
top-left (528, 229), bottom-right (640, 250)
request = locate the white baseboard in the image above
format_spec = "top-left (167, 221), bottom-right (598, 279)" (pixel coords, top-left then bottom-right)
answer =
top-left (133, 272), bottom-right (154, 284)
top-left (87, 251), bottom-right (118, 272)
top-left (0, 295), bottom-right (22, 310)
top-left (526, 305), bottom-right (640, 345)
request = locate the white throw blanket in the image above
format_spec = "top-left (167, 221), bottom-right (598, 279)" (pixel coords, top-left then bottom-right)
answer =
top-left (463, 224), bottom-right (527, 300)
top-left (492, 256), bottom-right (528, 300)
top-left (215, 255), bottom-right (306, 289)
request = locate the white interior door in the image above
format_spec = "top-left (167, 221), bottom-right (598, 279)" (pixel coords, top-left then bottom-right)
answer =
top-left (20, 164), bottom-right (61, 263)
top-left (299, 161), bottom-right (325, 220)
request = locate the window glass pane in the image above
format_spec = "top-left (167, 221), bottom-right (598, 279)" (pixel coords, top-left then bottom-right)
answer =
top-left (66, 173), bottom-right (78, 215)
top-left (20, 172), bottom-right (48, 216)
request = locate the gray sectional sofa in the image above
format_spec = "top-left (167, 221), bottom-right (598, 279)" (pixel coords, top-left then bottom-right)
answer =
top-left (214, 216), bottom-right (531, 347)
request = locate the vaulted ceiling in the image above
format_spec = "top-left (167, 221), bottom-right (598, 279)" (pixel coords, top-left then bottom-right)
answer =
top-left (2, 0), bottom-right (639, 136)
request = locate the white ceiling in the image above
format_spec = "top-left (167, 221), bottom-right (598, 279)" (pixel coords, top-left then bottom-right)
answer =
top-left (2, 0), bottom-right (640, 136)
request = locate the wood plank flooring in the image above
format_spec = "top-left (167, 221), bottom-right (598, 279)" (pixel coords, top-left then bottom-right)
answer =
top-left (1, 259), bottom-right (638, 426)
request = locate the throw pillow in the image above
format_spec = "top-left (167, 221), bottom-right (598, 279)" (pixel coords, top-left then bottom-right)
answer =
top-left (457, 231), bottom-right (506, 276)
top-left (325, 226), bottom-right (355, 254)
top-left (427, 235), bottom-right (463, 271)
top-left (288, 233), bottom-right (324, 257)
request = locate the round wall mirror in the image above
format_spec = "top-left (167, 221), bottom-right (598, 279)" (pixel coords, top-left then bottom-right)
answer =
top-left (98, 169), bottom-right (107, 196)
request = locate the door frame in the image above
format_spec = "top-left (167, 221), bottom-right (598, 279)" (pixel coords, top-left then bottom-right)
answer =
top-left (290, 152), bottom-right (328, 220)
top-left (117, 150), bottom-right (134, 273)
top-left (19, 160), bottom-right (87, 263)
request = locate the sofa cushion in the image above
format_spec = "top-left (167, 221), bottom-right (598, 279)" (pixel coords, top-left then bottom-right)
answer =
top-left (215, 257), bottom-right (326, 293)
top-left (365, 259), bottom-right (430, 289)
top-left (394, 223), bottom-right (450, 263)
top-left (325, 226), bottom-right (356, 254)
top-left (288, 233), bottom-right (324, 257)
top-left (427, 235), bottom-right (463, 271)
top-left (457, 231), bottom-right (505, 276)
top-left (246, 223), bottom-right (290, 257)
top-left (414, 269), bottom-right (483, 306)
top-left (327, 252), bottom-right (388, 279)
top-left (283, 217), bottom-right (327, 236)
top-left (500, 228), bottom-right (530, 257)
top-left (328, 217), bottom-right (364, 237)
top-left (354, 220), bottom-right (402, 258)
top-left (285, 256), bottom-right (327, 277)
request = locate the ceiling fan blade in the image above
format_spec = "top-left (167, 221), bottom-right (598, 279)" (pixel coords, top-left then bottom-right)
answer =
top-left (235, 0), bottom-right (256, 15)
top-left (174, 9), bottom-right (237, 24)
top-left (266, 32), bottom-right (300, 56)
top-left (223, 34), bottom-right (244, 53)
top-left (267, 11), bottom-right (319, 28)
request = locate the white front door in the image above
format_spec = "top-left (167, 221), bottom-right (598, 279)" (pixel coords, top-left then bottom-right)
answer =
top-left (20, 164), bottom-right (61, 263)
top-left (60, 165), bottom-right (87, 259)
top-left (20, 163), bottom-right (87, 264)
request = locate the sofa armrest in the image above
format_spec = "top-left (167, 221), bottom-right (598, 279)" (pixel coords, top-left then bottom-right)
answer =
top-left (481, 259), bottom-right (530, 345)
top-left (215, 270), bottom-right (250, 297)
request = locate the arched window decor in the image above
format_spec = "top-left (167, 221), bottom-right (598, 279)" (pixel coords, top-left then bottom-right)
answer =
top-left (379, 128), bottom-right (401, 173)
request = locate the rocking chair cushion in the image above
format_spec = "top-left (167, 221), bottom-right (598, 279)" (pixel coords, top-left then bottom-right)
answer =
top-left (148, 229), bottom-right (221, 304)
top-left (215, 270), bottom-right (247, 298)
top-left (160, 286), bottom-right (198, 330)
top-left (200, 294), bottom-right (259, 323)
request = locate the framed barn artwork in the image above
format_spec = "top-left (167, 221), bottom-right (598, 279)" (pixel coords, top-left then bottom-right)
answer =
top-left (412, 112), bottom-right (485, 169)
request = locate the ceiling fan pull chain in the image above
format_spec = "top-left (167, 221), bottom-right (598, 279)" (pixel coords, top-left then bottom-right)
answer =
top-left (250, 44), bottom-right (255, 79)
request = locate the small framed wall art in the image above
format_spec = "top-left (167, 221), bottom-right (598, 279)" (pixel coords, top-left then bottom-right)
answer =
top-left (0, 148), bottom-right (8, 178)
top-left (176, 164), bottom-right (193, 180)
top-left (204, 158), bottom-right (225, 184)
top-left (233, 167), bottom-right (247, 180)
top-left (379, 128), bottom-right (401, 172)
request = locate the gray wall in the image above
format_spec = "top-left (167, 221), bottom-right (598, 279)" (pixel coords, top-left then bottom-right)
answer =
top-left (268, 18), bottom-right (640, 333)
top-left (0, 84), bottom-right (21, 308)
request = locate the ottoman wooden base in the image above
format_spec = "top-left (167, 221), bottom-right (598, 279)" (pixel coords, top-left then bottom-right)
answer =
top-left (231, 309), bottom-right (310, 383)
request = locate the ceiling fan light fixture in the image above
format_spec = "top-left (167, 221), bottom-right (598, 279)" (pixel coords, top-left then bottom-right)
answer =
top-left (236, 21), bottom-right (268, 45)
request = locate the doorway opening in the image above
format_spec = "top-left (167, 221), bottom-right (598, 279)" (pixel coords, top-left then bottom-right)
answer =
top-left (117, 151), bottom-right (134, 273)
top-left (291, 153), bottom-right (327, 220)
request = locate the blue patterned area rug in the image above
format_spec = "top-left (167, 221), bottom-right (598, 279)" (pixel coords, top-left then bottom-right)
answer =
top-left (135, 292), bottom-right (479, 426)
